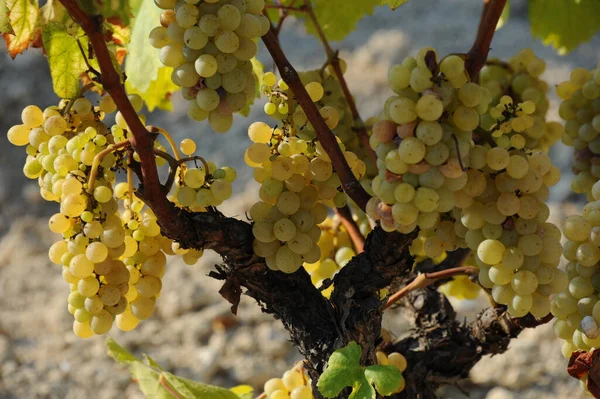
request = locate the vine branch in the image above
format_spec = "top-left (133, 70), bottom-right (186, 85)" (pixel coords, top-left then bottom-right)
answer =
top-left (303, 0), bottom-right (378, 167)
top-left (465, 0), bottom-right (507, 79)
top-left (334, 206), bottom-right (365, 253)
top-left (262, 28), bottom-right (371, 211)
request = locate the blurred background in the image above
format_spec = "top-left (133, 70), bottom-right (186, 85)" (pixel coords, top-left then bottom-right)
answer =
top-left (1, 1), bottom-right (599, 398)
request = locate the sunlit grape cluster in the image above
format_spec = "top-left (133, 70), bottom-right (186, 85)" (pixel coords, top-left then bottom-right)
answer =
top-left (557, 66), bottom-right (600, 198)
top-left (151, 0), bottom-right (269, 132)
top-left (479, 49), bottom-right (564, 151)
top-left (458, 148), bottom-right (564, 317)
top-left (9, 96), bottom-right (178, 337)
top-left (366, 48), bottom-right (491, 234)
top-left (263, 366), bottom-right (314, 399)
top-left (552, 181), bottom-right (600, 358)
top-left (247, 121), bottom-right (359, 273)
top-left (171, 158), bottom-right (237, 210)
top-left (303, 217), bottom-right (359, 297)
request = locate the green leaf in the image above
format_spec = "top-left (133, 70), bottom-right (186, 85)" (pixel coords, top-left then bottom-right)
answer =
top-left (496, 0), bottom-right (509, 30)
top-left (75, 0), bottom-right (131, 25)
top-left (130, 362), bottom-right (174, 399)
top-left (230, 385), bottom-right (254, 399)
top-left (105, 337), bottom-right (138, 364)
top-left (364, 365), bottom-right (403, 397)
top-left (317, 342), bottom-right (364, 398)
top-left (529, 0), bottom-right (600, 54)
top-left (42, 21), bottom-right (89, 98)
top-left (379, 0), bottom-right (408, 10)
top-left (163, 372), bottom-right (241, 399)
top-left (304, 0), bottom-right (379, 42)
top-left (4, 0), bottom-right (39, 58)
top-left (348, 379), bottom-right (374, 399)
top-left (125, 0), bottom-right (177, 111)
top-left (0, 0), bottom-right (11, 34)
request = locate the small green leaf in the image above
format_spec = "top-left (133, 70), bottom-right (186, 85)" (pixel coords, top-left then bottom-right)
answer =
top-left (144, 354), bottom-right (163, 370)
top-left (529, 0), bottom-right (600, 54)
top-left (4, 0), bottom-right (39, 57)
top-left (230, 385), bottom-right (254, 399)
top-left (496, 0), bottom-right (509, 30)
top-left (163, 372), bottom-right (241, 399)
top-left (379, 0), bottom-right (408, 10)
top-left (304, 0), bottom-right (379, 42)
top-left (364, 365), bottom-right (403, 397)
top-left (317, 342), bottom-right (364, 398)
top-left (129, 362), bottom-right (173, 399)
top-left (125, 0), bottom-right (177, 110)
top-left (42, 21), bottom-right (89, 98)
top-left (105, 337), bottom-right (138, 364)
top-left (348, 378), bottom-right (375, 399)
top-left (0, 0), bottom-right (11, 34)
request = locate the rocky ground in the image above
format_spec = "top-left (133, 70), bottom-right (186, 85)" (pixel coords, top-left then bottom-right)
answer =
top-left (1, 1), bottom-right (599, 398)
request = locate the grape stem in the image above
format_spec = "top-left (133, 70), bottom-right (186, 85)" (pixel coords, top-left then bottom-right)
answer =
top-left (335, 205), bottom-right (365, 253)
top-left (127, 154), bottom-right (134, 206)
top-left (147, 125), bottom-right (182, 161)
top-left (383, 266), bottom-right (479, 310)
top-left (87, 140), bottom-right (130, 193)
top-left (262, 27), bottom-right (371, 211)
top-left (474, 126), bottom-right (498, 147)
top-left (75, 37), bottom-right (101, 79)
top-left (465, 0), bottom-right (507, 80)
top-left (153, 149), bottom-right (211, 194)
top-left (303, 0), bottom-right (378, 167)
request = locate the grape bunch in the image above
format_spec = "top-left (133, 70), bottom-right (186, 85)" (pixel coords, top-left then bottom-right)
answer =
top-left (10, 96), bottom-right (171, 336)
top-left (263, 366), bottom-right (314, 399)
top-left (455, 147), bottom-right (564, 318)
top-left (552, 181), bottom-right (600, 357)
top-left (479, 49), bottom-right (564, 151)
top-left (303, 216), bottom-right (360, 297)
top-left (557, 66), bottom-right (600, 198)
top-left (246, 120), bottom-right (361, 273)
top-left (171, 159), bottom-right (237, 210)
top-left (151, 0), bottom-right (269, 132)
top-left (366, 48), bottom-right (491, 234)
top-left (9, 93), bottom-right (230, 337)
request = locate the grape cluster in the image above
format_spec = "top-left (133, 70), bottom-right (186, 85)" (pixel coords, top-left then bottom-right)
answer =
top-left (246, 120), bottom-right (362, 273)
top-left (457, 148), bottom-right (564, 318)
top-left (10, 96), bottom-right (176, 336)
top-left (303, 216), bottom-right (359, 297)
top-left (479, 49), bottom-right (563, 151)
top-left (366, 48), bottom-right (491, 234)
top-left (557, 66), bottom-right (600, 198)
top-left (263, 367), bottom-right (314, 399)
top-left (151, 0), bottom-right (269, 132)
top-left (9, 93), bottom-right (231, 337)
top-left (552, 181), bottom-right (600, 357)
top-left (171, 158), bottom-right (237, 210)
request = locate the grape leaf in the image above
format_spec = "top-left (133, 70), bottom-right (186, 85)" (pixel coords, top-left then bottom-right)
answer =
top-left (3, 0), bottom-right (39, 58)
top-left (363, 365), bottom-right (403, 397)
top-left (317, 342), bottom-right (364, 397)
top-left (0, 0), bottom-right (11, 34)
top-left (230, 385), bottom-right (254, 399)
top-left (317, 342), bottom-right (404, 399)
top-left (529, 0), bottom-right (600, 54)
top-left (106, 338), bottom-right (242, 399)
top-left (42, 21), bottom-right (88, 98)
top-left (105, 337), bottom-right (139, 364)
top-left (304, 0), bottom-right (379, 42)
top-left (125, 0), bottom-right (177, 111)
top-left (379, 0), bottom-right (408, 10)
top-left (75, 0), bottom-right (131, 25)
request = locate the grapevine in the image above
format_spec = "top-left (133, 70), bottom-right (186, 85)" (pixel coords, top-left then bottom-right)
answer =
top-left (3, 0), bottom-right (600, 398)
